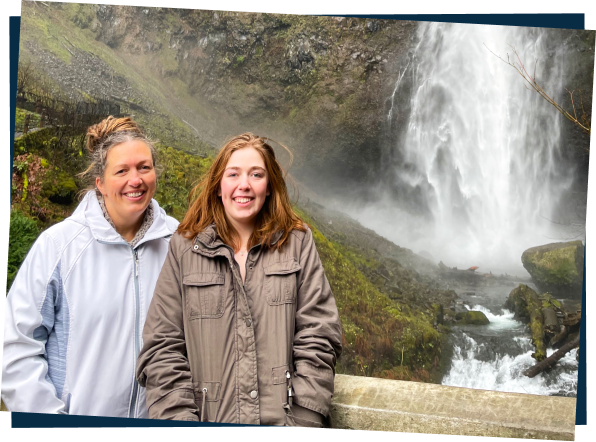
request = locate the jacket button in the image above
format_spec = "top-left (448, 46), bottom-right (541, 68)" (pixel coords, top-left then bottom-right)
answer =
top-left (193, 245), bottom-right (199, 250)
top-left (250, 390), bottom-right (258, 399)
top-left (245, 318), bottom-right (252, 327)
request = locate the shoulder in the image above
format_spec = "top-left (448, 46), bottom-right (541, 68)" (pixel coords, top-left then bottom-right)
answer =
top-left (164, 215), bottom-right (180, 233)
top-left (40, 219), bottom-right (90, 254)
top-left (289, 225), bottom-right (312, 243)
top-left (169, 232), bottom-right (194, 258)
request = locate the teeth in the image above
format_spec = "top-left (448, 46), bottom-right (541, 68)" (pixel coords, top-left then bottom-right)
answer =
top-left (126, 192), bottom-right (143, 197)
top-left (235, 197), bottom-right (252, 203)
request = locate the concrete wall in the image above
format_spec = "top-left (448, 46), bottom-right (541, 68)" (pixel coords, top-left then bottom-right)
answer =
top-left (330, 374), bottom-right (576, 440)
top-left (1, 376), bottom-right (576, 439)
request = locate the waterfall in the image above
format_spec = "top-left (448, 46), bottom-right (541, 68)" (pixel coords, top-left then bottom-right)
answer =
top-left (352, 22), bottom-right (579, 274)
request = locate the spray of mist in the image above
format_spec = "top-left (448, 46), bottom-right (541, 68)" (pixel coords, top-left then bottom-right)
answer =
top-left (349, 22), bottom-right (579, 275)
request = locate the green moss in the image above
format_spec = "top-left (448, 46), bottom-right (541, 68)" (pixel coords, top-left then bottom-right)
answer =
top-left (505, 285), bottom-right (546, 361)
top-left (522, 242), bottom-right (582, 286)
top-left (456, 310), bottom-right (489, 325)
top-left (293, 206), bottom-right (445, 380)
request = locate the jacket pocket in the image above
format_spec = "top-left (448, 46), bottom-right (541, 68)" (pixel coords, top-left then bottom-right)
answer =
top-left (193, 381), bottom-right (222, 423)
top-left (272, 365), bottom-right (290, 406)
top-left (263, 259), bottom-right (301, 305)
top-left (183, 272), bottom-right (226, 319)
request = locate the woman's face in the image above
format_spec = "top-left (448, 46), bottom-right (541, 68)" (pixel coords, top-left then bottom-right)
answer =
top-left (219, 146), bottom-right (270, 231)
top-left (96, 140), bottom-right (156, 227)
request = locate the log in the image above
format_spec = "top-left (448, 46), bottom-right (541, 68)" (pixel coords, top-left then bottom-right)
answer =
top-left (523, 335), bottom-right (580, 378)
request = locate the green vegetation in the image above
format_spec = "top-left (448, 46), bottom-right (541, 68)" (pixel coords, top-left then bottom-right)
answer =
top-left (154, 147), bottom-right (213, 221)
top-left (294, 207), bottom-right (447, 382)
top-left (455, 310), bottom-right (490, 325)
top-left (7, 211), bottom-right (41, 291)
top-left (522, 242), bottom-right (582, 286)
top-left (14, 108), bottom-right (41, 133)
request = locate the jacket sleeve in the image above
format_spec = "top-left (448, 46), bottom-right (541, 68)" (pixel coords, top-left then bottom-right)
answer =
top-left (292, 227), bottom-right (343, 417)
top-left (136, 237), bottom-right (199, 421)
top-left (1, 231), bottom-right (67, 414)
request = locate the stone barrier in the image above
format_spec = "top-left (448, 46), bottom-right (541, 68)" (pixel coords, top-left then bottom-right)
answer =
top-left (330, 374), bottom-right (575, 440)
top-left (1, 376), bottom-right (576, 438)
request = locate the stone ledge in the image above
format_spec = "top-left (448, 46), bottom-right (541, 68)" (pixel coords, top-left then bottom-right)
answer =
top-left (330, 374), bottom-right (575, 440)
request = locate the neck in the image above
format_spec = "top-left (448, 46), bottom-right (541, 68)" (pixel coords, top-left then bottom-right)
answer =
top-left (229, 219), bottom-right (255, 252)
top-left (104, 201), bottom-right (144, 243)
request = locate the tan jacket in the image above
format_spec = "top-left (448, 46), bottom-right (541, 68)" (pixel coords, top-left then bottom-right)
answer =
top-left (136, 224), bottom-right (342, 426)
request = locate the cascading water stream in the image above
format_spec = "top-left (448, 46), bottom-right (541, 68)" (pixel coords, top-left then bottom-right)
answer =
top-left (342, 22), bottom-right (583, 397)
top-left (351, 22), bottom-right (579, 274)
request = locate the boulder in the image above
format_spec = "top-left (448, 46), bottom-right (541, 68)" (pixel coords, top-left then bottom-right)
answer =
top-left (521, 241), bottom-right (584, 299)
top-left (455, 310), bottom-right (490, 325)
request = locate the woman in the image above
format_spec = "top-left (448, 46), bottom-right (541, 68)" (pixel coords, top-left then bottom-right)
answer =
top-left (2, 116), bottom-right (179, 418)
top-left (136, 133), bottom-right (342, 426)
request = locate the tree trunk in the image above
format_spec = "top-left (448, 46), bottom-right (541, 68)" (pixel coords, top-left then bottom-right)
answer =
top-left (523, 335), bottom-right (580, 378)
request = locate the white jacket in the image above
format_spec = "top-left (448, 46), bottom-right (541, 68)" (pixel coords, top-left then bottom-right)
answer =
top-left (2, 191), bottom-right (179, 418)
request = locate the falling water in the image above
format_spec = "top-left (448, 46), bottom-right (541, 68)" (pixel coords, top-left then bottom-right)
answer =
top-left (352, 22), bottom-right (579, 274)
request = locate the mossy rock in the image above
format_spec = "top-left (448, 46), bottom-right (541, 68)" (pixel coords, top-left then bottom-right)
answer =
top-left (41, 168), bottom-right (79, 205)
top-left (521, 241), bottom-right (584, 299)
top-left (455, 310), bottom-right (489, 325)
top-left (505, 284), bottom-right (546, 362)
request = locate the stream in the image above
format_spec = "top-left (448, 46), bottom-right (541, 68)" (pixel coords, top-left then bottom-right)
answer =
top-left (441, 284), bottom-right (579, 397)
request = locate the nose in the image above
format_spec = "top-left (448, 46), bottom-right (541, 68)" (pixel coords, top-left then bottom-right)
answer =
top-left (238, 174), bottom-right (251, 190)
top-left (128, 169), bottom-right (142, 187)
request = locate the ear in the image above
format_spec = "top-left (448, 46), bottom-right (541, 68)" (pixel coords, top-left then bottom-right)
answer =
top-left (96, 176), bottom-right (105, 195)
top-left (266, 185), bottom-right (270, 197)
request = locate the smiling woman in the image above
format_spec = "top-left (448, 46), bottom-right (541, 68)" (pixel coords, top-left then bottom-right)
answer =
top-left (137, 133), bottom-right (343, 427)
top-left (2, 116), bottom-right (179, 418)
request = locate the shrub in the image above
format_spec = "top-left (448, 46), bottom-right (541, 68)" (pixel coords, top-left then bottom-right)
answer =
top-left (6, 211), bottom-right (41, 292)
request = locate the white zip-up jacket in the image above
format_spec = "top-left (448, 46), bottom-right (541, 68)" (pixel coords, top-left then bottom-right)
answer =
top-left (2, 191), bottom-right (178, 418)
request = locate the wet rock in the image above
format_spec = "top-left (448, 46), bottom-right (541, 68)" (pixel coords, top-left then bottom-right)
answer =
top-left (521, 241), bottom-right (584, 299)
top-left (455, 310), bottom-right (489, 325)
top-left (505, 284), bottom-right (546, 361)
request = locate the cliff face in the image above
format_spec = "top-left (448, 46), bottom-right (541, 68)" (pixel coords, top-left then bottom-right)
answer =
top-left (20, 3), bottom-right (593, 207)
top-left (87, 6), bottom-right (418, 197)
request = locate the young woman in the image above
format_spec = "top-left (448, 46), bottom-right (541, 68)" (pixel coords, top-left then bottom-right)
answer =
top-left (2, 116), bottom-right (179, 418)
top-left (136, 133), bottom-right (342, 427)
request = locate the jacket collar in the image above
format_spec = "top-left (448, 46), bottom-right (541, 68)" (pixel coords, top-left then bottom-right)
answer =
top-left (194, 223), bottom-right (284, 252)
top-left (69, 191), bottom-right (177, 246)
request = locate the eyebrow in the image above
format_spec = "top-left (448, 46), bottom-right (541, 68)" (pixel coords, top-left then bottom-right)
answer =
top-left (111, 159), bottom-right (152, 169)
top-left (224, 166), bottom-right (266, 172)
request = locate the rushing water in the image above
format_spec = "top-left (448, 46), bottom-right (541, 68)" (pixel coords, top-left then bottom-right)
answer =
top-left (349, 22), bottom-right (581, 275)
top-left (441, 286), bottom-right (579, 397)
top-left (337, 21), bottom-right (583, 397)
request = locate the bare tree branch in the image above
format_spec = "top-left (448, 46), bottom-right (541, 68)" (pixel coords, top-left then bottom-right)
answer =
top-left (485, 43), bottom-right (591, 139)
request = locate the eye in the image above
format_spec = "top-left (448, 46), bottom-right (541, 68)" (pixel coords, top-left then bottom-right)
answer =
top-left (227, 172), bottom-right (238, 178)
top-left (141, 165), bottom-right (152, 171)
top-left (252, 172), bottom-right (263, 178)
top-left (115, 169), bottom-right (126, 175)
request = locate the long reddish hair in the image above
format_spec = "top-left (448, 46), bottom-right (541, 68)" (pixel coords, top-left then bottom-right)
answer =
top-left (177, 133), bottom-right (306, 251)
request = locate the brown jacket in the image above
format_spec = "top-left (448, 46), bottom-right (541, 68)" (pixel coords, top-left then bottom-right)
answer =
top-left (136, 224), bottom-right (342, 426)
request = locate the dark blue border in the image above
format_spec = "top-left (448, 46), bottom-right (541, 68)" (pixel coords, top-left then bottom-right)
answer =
top-left (11, 413), bottom-right (251, 428)
top-left (7, 12), bottom-right (587, 428)
top-left (577, 247), bottom-right (587, 425)
top-left (9, 16), bottom-right (19, 187)
top-left (338, 14), bottom-right (585, 29)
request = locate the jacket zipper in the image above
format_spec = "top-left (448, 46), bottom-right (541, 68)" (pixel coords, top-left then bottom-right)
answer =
top-left (128, 247), bottom-right (141, 418)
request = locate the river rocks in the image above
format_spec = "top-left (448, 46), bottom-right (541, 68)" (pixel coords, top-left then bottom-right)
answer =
top-left (455, 310), bottom-right (490, 325)
top-left (521, 241), bottom-right (585, 299)
top-left (505, 285), bottom-right (546, 361)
